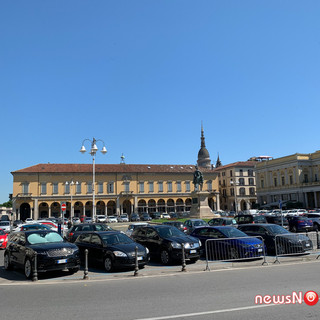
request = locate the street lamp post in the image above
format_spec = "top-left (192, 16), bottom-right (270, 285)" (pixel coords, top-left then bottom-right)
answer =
top-left (65, 180), bottom-right (78, 220)
top-left (80, 138), bottom-right (107, 222)
top-left (230, 179), bottom-right (239, 214)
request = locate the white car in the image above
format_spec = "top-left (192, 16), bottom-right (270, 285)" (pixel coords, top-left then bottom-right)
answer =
top-left (161, 213), bottom-right (171, 219)
top-left (0, 221), bottom-right (11, 233)
top-left (126, 222), bottom-right (149, 237)
top-left (25, 218), bottom-right (35, 224)
top-left (107, 216), bottom-right (118, 223)
top-left (96, 215), bottom-right (107, 223)
top-left (118, 214), bottom-right (129, 223)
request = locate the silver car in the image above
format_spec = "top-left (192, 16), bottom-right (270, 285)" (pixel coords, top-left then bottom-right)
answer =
top-left (0, 221), bottom-right (11, 233)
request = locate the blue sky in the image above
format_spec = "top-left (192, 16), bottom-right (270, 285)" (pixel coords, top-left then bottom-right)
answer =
top-left (1, 1), bottom-right (319, 203)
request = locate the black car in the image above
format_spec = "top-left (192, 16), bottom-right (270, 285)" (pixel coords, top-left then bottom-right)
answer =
top-left (150, 212), bottom-right (161, 219)
top-left (130, 213), bottom-right (140, 222)
top-left (208, 218), bottom-right (238, 227)
top-left (4, 230), bottom-right (80, 279)
top-left (183, 219), bottom-right (208, 234)
top-left (265, 215), bottom-right (289, 229)
top-left (75, 231), bottom-right (148, 272)
top-left (234, 215), bottom-right (267, 225)
top-left (238, 224), bottom-right (313, 255)
top-left (131, 225), bottom-right (200, 265)
top-left (66, 223), bottom-right (113, 242)
top-left (162, 221), bottom-right (188, 233)
top-left (140, 213), bottom-right (152, 221)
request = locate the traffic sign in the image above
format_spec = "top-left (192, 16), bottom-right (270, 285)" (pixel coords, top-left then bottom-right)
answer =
top-left (61, 203), bottom-right (66, 211)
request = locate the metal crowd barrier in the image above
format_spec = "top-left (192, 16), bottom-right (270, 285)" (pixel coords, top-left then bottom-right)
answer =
top-left (205, 236), bottom-right (267, 271)
top-left (274, 232), bottom-right (319, 263)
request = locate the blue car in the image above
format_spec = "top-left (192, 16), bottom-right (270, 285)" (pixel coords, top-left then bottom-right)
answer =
top-left (287, 216), bottom-right (313, 233)
top-left (190, 226), bottom-right (265, 260)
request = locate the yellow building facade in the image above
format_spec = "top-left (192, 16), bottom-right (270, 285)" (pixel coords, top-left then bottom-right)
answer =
top-left (256, 151), bottom-right (320, 209)
top-left (11, 163), bottom-right (220, 221)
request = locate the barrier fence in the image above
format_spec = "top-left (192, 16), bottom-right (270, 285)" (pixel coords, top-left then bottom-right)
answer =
top-left (205, 236), bottom-right (267, 271)
top-left (274, 231), bottom-right (320, 263)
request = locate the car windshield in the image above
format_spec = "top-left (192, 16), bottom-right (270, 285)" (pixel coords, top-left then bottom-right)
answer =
top-left (267, 225), bottom-right (290, 235)
top-left (101, 233), bottom-right (134, 245)
top-left (193, 220), bottom-right (207, 227)
top-left (219, 228), bottom-right (248, 238)
top-left (157, 226), bottom-right (185, 238)
top-left (27, 232), bottom-right (63, 244)
top-left (0, 222), bottom-right (9, 226)
top-left (23, 224), bottom-right (50, 231)
top-left (95, 224), bottom-right (111, 231)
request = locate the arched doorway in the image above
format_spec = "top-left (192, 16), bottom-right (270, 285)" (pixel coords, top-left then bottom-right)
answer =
top-left (51, 202), bottom-right (60, 218)
top-left (39, 202), bottom-right (49, 218)
top-left (167, 199), bottom-right (174, 213)
top-left (74, 201), bottom-right (83, 218)
top-left (176, 199), bottom-right (184, 212)
top-left (157, 199), bottom-right (166, 213)
top-left (96, 201), bottom-right (106, 215)
top-left (185, 198), bottom-right (192, 212)
top-left (138, 200), bottom-right (147, 213)
top-left (148, 199), bottom-right (156, 213)
top-left (107, 201), bottom-right (116, 215)
top-left (20, 203), bottom-right (31, 221)
top-left (122, 200), bottom-right (132, 215)
top-left (85, 201), bottom-right (93, 217)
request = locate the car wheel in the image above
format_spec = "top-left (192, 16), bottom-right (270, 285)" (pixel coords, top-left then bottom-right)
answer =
top-left (229, 247), bottom-right (240, 260)
top-left (160, 250), bottom-right (170, 265)
top-left (24, 258), bottom-right (33, 279)
top-left (104, 257), bottom-right (113, 272)
top-left (4, 253), bottom-right (13, 270)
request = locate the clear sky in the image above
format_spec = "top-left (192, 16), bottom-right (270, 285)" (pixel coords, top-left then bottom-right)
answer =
top-left (1, 1), bottom-right (319, 203)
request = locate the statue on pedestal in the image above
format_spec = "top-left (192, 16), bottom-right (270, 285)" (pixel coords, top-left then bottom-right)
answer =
top-left (193, 166), bottom-right (203, 191)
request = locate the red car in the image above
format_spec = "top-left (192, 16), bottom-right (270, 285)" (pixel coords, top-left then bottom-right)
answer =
top-left (0, 229), bottom-right (8, 249)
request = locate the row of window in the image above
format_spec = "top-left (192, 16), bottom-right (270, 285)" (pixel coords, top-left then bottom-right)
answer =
top-left (220, 169), bottom-right (254, 178)
top-left (219, 178), bottom-right (255, 187)
top-left (222, 187), bottom-right (256, 197)
top-left (22, 180), bottom-right (214, 195)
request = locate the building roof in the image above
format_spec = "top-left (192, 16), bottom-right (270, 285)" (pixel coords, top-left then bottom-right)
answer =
top-left (11, 163), bottom-right (217, 175)
top-left (213, 161), bottom-right (256, 171)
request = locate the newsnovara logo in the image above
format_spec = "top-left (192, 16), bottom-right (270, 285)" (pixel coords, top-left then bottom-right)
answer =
top-left (255, 291), bottom-right (319, 306)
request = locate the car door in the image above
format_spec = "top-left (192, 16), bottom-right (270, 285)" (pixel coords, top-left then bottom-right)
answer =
top-left (90, 234), bottom-right (104, 265)
top-left (15, 233), bottom-right (28, 267)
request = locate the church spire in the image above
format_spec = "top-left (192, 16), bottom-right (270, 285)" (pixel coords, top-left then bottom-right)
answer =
top-left (197, 122), bottom-right (211, 168)
top-left (216, 153), bottom-right (222, 168)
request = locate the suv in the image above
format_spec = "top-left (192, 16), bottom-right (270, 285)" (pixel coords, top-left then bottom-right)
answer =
top-left (66, 223), bottom-right (113, 242)
top-left (131, 225), bottom-right (200, 265)
top-left (234, 214), bottom-right (267, 225)
top-left (140, 213), bottom-right (152, 221)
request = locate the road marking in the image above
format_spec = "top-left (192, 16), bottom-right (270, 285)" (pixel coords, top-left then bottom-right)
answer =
top-left (133, 303), bottom-right (282, 320)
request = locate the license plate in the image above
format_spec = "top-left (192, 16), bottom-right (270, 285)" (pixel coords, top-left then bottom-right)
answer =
top-left (137, 256), bottom-right (143, 261)
top-left (57, 259), bottom-right (67, 264)
top-left (190, 249), bottom-right (197, 254)
top-left (306, 243), bottom-right (310, 247)
top-left (258, 248), bottom-right (263, 252)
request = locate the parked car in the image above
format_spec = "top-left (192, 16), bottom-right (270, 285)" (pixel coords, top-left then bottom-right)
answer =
top-left (37, 220), bottom-right (58, 231)
top-left (183, 219), bottom-right (208, 234)
top-left (126, 222), bottom-right (149, 237)
top-left (80, 215), bottom-right (87, 223)
top-left (96, 215), bottom-right (107, 223)
top-left (0, 229), bottom-right (8, 249)
top-left (286, 216), bottom-right (313, 233)
top-left (0, 221), bottom-right (11, 233)
top-left (303, 213), bottom-right (320, 231)
top-left (1, 215), bottom-right (10, 221)
top-left (131, 225), bottom-right (200, 265)
top-left (12, 220), bottom-right (23, 228)
top-left (66, 223), bottom-right (113, 242)
top-left (14, 224), bottom-right (52, 232)
top-left (25, 218), bottom-right (35, 224)
top-left (208, 218), bottom-right (238, 227)
top-left (84, 217), bottom-right (93, 223)
top-left (107, 216), bottom-right (118, 223)
top-left (4, 230), bottom-right (80, 279)
top-left (118, 214), bottom-right (129, 223)
top-left (151, 212), bottom-right (161, 219)
top-left (140, 213), bottom-right (152, 221)
top-left (234, 214), bottom-right (267, 225)
top-left (130, 213), bottom-right (140, 222)
top-left (72, 217), bottom-right (81, 225)
top-left (238, 223), bottom-right (313, 255)
top-left (75, 231), bottom-right (149, 272)
top-left (160, 213), bottom-right (171, 219)
top-left (265, 215), bottom-right (289, 229)
top-left (190, 226), bottom-right (265, 259)
top-left (169, 212), bottom-right (179, 219)
top-left (162, 221), bottom-right (188, 233)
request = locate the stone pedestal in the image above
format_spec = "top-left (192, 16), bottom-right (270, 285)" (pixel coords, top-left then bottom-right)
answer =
top-left (190, 191), bottom-right (217, 219)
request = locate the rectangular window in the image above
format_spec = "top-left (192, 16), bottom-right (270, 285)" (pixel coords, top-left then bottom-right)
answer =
top-left (304, 174), bottom-right (308, 183)
top-left (65, 183), bottom-right (70, 194)
top-left (177, 181), bottom-right (181, 192)
top-left (98, 182), bottom-right (103, 193)
top-left (107, 182), bottom-right (114, 194)
top-left (87, 182), bottom-right (92, 194)
top-left (139, 182), bottom-right (144, 193)
top-left (53, 183), bottom-right (58, 195)
top-left (207, 181), bottom-right (212, 191)
top-left (260, 180), bottom-right (264, 188)
top-left (230, 188), bottom-right (234, 196)
top-left (76, 183), bottom-right (81, 194)
top-left (124, 182), bottom-right (130, 192)
top-left (281, 176), bottom-right (285, 186)
top-left (41, 183), bottom-right (47, 195)
top-left (158, 181), bottom-right (163, 192)
top-left (22, 182), bottom-right (29, 194)
top-left (149, 181), bottom-right (154, 193)
top-left (185, 181), bottom-right (190, 192)
top-left (249, 187), bottom-right (255, 195)
top-left (315, 174), bottom-right (318, 182)
top-left (289, 175), bottom-right (293, 185)
top-left (222, 189), bottom-right (226, 196)
top-left (249, 178), bottom-right (254, 186)
top-left (274, 178), bottom-right (277, 187)
top-left (167, 181), bottom-right (172, 192)
top-left (248, 169), bottom-right (254, 177)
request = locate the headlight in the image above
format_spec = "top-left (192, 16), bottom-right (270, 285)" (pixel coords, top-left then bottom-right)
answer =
top-left (145, 247), bottom-right (149, 254)
top-left (0, 239), bottom-right (4, 243)
top-left (113, 251), bottom-right (127, 257)
top-left (184, 243), bottom-right (191, 249)
top-left (193, 242), bottom-right (200, 248)
top-left (171, 241), bottom-right (182, 249)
